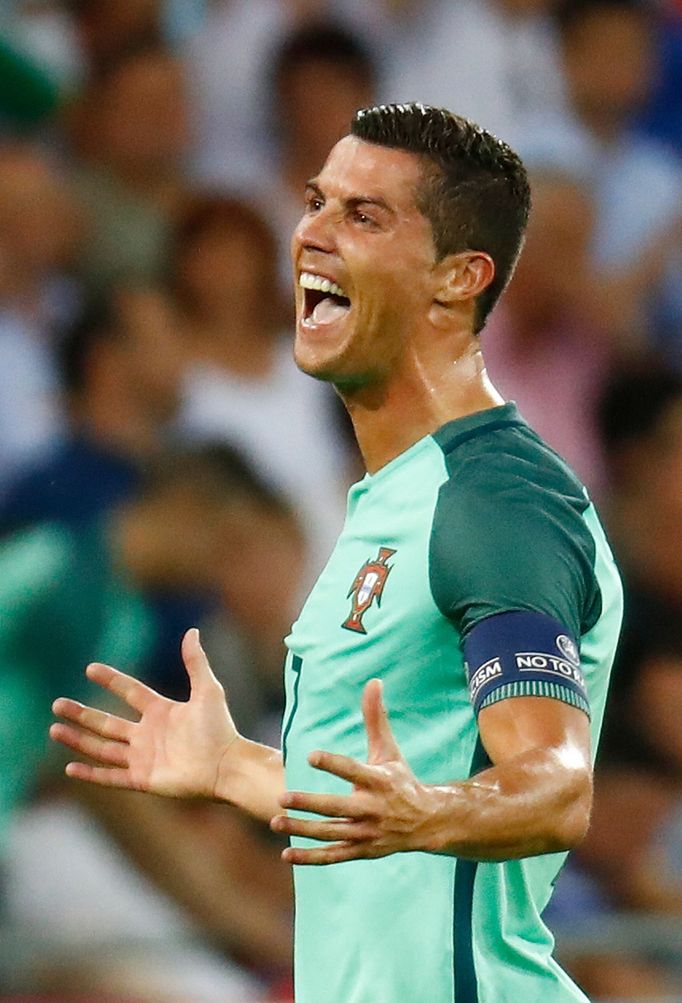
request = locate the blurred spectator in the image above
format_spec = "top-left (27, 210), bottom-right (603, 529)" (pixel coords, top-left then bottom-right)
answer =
top-left (0, 285), bottom-right (183, 535)
top-left (381, 0), bottom-right (568, 150)
top-left (557, 0), bottom-right (682, 361)
top-left (575, 364), bottom-right (682, 914)
top-left (67, 0), bottom-right (163, 72)
top-left (0, 141), bottom-right (83, 496)
top-left (201, 481), bottom-right (307, 747)
top-left (185, 0), bottom-right (371, 190)
top-left (262, 21), bottom-right (376, 286)
top-left (173, 195), bottom-right (350, 579)
top-left (483, 169), bottom-right (619, 494)
top-left (65, 0), bottom-right (209, 74)
top-left (0, 444), bottom-right (295, 997)
top-left (215, 20), bottom-right (375, 294)
top-left (69, 41), bottom-right (190, 294)
top-left (0, 445), bottom-right (254, 852)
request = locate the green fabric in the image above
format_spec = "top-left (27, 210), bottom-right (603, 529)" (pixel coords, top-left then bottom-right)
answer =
top-left (283, 404), bottom-right (622, 1003)
top-left (0, 37), bottom-right (60, 127)
top-left (0, 521), bottom-right (155, 854)
top-left (430, 406), bottom-right (601, 641)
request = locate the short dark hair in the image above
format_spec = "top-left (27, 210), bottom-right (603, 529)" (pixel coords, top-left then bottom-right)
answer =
top-left (272, 22), bottom-right (376, 96)
top-left (141, 442), bottom-right (296, 521)
top-left (351, 103), bottom-right (531, 333)
top-left (598, 362), bottom-right (682, 455)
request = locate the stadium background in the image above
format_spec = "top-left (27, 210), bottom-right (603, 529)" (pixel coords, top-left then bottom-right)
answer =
top-left (0, 1), bottom-right (681, 1000)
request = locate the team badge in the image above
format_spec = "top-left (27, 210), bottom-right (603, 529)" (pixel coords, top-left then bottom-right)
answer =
top-left (342, 547), bottom-right (396, 634)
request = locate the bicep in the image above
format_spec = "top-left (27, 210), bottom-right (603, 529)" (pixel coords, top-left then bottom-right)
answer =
top-left (478, 695), bottom-right (592, 770)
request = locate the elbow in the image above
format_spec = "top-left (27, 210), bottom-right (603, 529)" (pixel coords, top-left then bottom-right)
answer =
top-left (547, 766), bottom-right (593, 852)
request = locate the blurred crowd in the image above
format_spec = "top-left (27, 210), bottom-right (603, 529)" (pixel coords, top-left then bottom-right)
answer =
top-left (0, 1), bottom-right (681, 1001)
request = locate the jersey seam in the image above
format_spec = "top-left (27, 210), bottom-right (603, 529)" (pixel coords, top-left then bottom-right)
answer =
top-left (433, 417), bottom-right (526, 456)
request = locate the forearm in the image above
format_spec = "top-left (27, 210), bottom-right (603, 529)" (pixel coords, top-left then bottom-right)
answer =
top-left (425, 746), bottom-right (592, 861)
top-left (216, 736), bottom-right (285, 822)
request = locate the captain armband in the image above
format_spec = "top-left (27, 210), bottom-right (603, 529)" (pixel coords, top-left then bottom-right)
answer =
top-left (463, 610), bottom-right (590, 718)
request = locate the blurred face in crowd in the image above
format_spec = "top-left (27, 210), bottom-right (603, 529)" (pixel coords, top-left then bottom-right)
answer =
top-left (113, 287), bottom-right (185, 422)
top-left (0, 147), bottom-right (83, 281)
top-left (504, 173), bottom-right (593, 331)
top-left (177, 224), bottom-right (275, 330)
top-left (291, 135), bottom-right (443, 387)
top-left (279, 59), bottom-right (374, 165)
top-left (86, 51), bottom-right (190, 174)
top-left (562, 7), bottom-right (654, 136)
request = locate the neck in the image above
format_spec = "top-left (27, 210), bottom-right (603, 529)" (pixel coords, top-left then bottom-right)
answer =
top-left (340, 336), bottom-right (504, 474)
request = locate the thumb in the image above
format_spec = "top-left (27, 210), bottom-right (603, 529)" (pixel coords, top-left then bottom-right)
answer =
top-left (181, 628), bottom-right (219, 693)
top-left (363, 679), bottom-right (400, 764)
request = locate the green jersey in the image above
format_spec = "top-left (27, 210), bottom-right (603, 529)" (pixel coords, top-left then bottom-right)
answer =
top-left (283, 403), bottom-right (622, 1003)
top-left (0, 520), bottom-right (155, 855)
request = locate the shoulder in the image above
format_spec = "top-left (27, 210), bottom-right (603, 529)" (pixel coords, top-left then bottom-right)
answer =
top-left (429, 415), bottom-right (600, 638)
top-left (432, 411), bottom-right (591, 535)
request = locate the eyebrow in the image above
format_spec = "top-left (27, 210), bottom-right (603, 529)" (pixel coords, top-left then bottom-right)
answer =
top-left (305, 180), bottom-right (396, 217)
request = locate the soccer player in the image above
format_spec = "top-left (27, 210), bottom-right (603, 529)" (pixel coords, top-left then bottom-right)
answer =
top-left (51, 104), bottom-right (623, 1003)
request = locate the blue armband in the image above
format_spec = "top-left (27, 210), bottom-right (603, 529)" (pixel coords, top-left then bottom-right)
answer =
top-left (463, 610), bottom-right (590, 718)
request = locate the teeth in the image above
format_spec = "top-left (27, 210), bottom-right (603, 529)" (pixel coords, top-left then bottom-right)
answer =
top-left (299, 271), bottom-right (348, 299)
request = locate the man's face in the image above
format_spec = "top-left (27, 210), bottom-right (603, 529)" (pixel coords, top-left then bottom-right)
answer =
top-left (291, 135), bottom-right (438, 388)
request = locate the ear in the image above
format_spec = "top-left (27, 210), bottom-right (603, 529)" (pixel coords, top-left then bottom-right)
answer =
top-left (432, 250), bottom-right (495, 308)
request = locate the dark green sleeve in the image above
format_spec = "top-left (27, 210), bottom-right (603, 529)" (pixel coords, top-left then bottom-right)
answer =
top-left (428, 451), bottom-right (601, 641)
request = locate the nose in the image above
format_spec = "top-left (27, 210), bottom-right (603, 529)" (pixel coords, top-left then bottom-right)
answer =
top-left (293, 203), bottom-right (337, 257)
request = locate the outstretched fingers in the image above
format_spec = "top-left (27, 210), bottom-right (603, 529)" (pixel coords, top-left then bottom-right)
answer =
top-left (64, 762), bottom-right (135, 789)
top-left (307, 749), bottom-right (381, 788)
top-left (282, 841), bottom-right (373, 866)
top-left (279, 789), bottom-right (370, 818)
top-left (85, 662), bottom-right (158, 714)
top-left (271, 814), bottom-right (376, 843)
top-left (181, 627), bottom-right (220, 692)
top-left (362, 679), bottom-right (400, 763)
top-left (51, 698), bottom-right (134, 743)
top-left (49, 722), bottom-right (129, 767)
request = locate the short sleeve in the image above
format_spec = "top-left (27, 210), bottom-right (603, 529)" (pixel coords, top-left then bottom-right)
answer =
top-left (428, 451), bottom-right (602, 642)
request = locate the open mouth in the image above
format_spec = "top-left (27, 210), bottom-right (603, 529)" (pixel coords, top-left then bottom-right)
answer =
top-left (299, 271), bottom-right (351, 327)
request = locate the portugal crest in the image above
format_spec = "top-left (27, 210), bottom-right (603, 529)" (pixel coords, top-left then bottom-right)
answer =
top-left (342, 547), bottom-right (396, 634)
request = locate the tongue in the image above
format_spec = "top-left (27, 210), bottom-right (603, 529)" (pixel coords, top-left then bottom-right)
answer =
top-left (311, 296), bottom-right (349, 326)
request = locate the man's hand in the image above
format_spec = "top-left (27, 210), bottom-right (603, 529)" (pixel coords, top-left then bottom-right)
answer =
top-left (271, 679), bottom-right (439, 864)
top-left (271, 681), bottom-right (593, 866)
top-left (51, 628), bottom-right (240, 800)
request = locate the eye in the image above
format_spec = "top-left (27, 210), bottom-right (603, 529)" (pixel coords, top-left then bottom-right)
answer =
top-left (305, 195), bottom-right (324, 213)
top-left (352, 208), bottom-right (376, 227)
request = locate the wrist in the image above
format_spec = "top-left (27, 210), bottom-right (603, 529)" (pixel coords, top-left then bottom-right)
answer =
top-left (213, 732), bottom-right (245, 803)
top-left (418, 783), bottom-right (467, 854)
